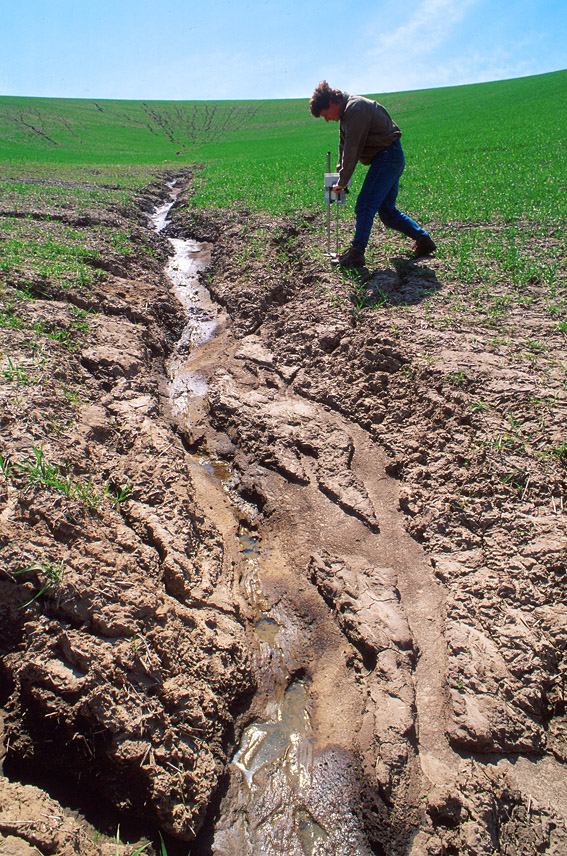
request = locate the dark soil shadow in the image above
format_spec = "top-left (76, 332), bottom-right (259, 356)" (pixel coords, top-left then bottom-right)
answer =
top-left (343, 255), bottom-right (442, 311)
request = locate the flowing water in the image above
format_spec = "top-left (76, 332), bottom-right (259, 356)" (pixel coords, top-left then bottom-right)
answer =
top-left (152, 190), bottom-right (372, 856)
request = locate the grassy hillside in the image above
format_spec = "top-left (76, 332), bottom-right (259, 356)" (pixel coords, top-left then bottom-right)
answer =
top-left (1, 70), bottom-right (566, 221)
top-left (0, 70), bottom-right (566, 304)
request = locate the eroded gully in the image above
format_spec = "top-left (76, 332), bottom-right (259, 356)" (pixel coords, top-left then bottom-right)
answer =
top-left (151, 188), bottom-right (461, 855)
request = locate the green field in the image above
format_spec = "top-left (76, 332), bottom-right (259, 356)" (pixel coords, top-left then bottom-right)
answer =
top-left (1, 69), bottom-right (566, 298)
top-left (1, 69), bottom-right (566, 219)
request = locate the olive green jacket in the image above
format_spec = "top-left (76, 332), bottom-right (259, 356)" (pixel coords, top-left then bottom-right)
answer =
top-left (337, 94), bottom-right (401, 187)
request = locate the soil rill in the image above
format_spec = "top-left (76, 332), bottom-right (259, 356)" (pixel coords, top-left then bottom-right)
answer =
top-left (0, 163), bottom-right (566, 856)
top-left (0, 172), bottom-right (254, 853)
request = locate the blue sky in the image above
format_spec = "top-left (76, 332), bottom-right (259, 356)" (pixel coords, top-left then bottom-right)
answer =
top-left (1, 0), bottom-right (565, 100)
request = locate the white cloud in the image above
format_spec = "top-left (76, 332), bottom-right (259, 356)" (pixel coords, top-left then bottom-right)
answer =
top-left (370, 0), bottom-right (480, 55)
top-left (312, 0), bottom-right (482, 97)
top-left (347, 30), bottom-right (551, 96)
top-left (421, 48), bottom-right (539, 89)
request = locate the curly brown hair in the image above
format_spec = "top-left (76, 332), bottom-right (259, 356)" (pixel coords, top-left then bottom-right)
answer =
top-left (309, 81), bottom-right (344, 117)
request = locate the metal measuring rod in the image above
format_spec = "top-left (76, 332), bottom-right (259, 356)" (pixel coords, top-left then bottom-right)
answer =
top-left (324, 151), bottom-right (350, 258)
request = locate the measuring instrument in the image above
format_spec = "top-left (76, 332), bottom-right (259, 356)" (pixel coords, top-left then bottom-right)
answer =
top-left (324, 151), bottom-right (350, 259)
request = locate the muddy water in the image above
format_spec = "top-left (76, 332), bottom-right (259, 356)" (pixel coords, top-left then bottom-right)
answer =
top-left (152, 179), bottom-right (180, 232)
top-left (153, 193), bottom-right (373, 856)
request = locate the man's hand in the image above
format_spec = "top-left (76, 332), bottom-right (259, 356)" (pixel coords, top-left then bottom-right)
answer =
top-left (332, 184), bottom-right (344, 194)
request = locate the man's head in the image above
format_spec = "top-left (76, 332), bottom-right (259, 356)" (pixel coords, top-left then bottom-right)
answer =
top-left (309, 81), bottom-right (344, 119)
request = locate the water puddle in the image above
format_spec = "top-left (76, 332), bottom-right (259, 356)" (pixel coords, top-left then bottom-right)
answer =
top-left (193, 452), bottom-right (233, 482)
top-left (232, 679), bottom-right (311, 790)
top-left (163, 239), bottom-right (216, 419)
top-left (238, 526), bottom-right (267, 612)
top-left (167, 238), bottom-right (217, 351)
top-left (239, 526), bottom-right (261, 559)
top-left (167, 367), bottom-right (209, 418)
top-left (255, 615), bottom-right (281, 647)
top-left (296, 810), bottom-right (330, 855)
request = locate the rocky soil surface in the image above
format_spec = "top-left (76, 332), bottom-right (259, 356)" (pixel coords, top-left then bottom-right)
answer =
top-left (1, 171), bottom-right (567, 855)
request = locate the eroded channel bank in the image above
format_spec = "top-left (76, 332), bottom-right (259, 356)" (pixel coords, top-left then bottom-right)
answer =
top-left (2, 174), bottom-right (567, 856)
top-left (162, 182), bottom-right (567, 856)
top-left (152, 184), bottom-right (567, 855)
top-left (152, 188), bottom-right (396, 854)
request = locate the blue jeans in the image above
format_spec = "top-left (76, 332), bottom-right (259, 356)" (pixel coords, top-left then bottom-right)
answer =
top-left (352, 139), bottom-right (429, 252)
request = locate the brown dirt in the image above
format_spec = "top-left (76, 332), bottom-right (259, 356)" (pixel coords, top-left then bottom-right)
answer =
top-left (1, 173), bottom-right (567, 855)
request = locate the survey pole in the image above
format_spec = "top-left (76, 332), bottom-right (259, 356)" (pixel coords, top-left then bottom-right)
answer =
top-left (326, 151), bottom-right (331, 256)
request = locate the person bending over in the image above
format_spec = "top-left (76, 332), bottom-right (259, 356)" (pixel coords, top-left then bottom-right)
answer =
top-left (310, 80), bottom-right (436, 268)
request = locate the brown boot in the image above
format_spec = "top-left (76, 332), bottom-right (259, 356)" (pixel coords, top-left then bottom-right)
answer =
top-left (337, 247), bottom-right (365, 267)
top-left (411, 235), bottom-right (436, 257)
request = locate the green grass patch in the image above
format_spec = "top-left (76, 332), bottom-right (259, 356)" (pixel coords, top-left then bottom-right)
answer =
top-left (1, 445), bottom-right (114, 512)
top-left (1, 219), bottom-right (103, 288)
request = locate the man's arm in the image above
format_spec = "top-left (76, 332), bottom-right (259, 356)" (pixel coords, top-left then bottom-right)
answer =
top-left (337, 104), bottom-right (370, 188)
top-left (333, 123), bottom-right (345, 192)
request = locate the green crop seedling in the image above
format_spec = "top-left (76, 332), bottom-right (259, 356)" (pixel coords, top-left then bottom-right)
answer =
top-left (12, 557), bottom-right (65, 607)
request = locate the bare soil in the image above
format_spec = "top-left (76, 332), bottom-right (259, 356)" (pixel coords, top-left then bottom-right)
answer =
top-left (1, 172), bottom-right (567, 855)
